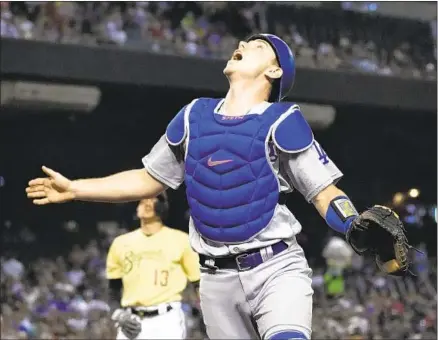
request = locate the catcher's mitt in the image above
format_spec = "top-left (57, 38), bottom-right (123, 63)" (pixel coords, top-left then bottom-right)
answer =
top-left (346, 205), bottom-right (412, 276)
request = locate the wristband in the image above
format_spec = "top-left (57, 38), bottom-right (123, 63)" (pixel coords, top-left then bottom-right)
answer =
top-left (325, 196), bottom-right (358, 234)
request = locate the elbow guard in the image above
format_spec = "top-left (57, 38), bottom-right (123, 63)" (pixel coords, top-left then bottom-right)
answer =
top-left (325, 196), bottom-right (358, 234)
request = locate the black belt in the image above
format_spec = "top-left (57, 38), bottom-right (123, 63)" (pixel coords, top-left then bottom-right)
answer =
top-left (130, 305), bottom-right (172, 317)
top-left (199, 241), bottom-right (289, 272)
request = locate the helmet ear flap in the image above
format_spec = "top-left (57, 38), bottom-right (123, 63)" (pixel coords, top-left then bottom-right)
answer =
top-left (154, 192), bottom-right (169, 221)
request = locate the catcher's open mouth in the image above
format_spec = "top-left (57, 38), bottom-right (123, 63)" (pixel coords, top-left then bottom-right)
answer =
top-left (232, 51), bottom-right (243, 61)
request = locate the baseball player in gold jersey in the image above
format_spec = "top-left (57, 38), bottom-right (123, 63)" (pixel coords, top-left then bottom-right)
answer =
top-left (106, 193), bottom-right (201, 340)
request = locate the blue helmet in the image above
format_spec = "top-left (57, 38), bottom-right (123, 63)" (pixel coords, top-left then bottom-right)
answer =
top-left (247, 34), bottom-right (296, 102)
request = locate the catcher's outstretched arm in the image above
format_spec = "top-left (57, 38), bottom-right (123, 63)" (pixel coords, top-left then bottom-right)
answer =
top-left (312, 184), bottom-right (358, 234)
top-left (70, 169), bottom-right (166, 203)
top-left (26, 167), bottom-right (166, 205)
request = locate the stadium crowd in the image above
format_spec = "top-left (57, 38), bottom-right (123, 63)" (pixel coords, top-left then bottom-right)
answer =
top-left (1, 216), bottom-right (436, 340)
top-left (1, 1), bottom-right (436, 79)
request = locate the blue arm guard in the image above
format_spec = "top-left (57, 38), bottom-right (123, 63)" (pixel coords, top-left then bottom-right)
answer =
top-left (325, 196), bottom-right (359, 234)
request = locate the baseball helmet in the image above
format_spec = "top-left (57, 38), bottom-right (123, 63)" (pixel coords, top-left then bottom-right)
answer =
top-left (247, 33), bottom-right (296, 102)
top-left (154, 192), bottom-right (169, 221)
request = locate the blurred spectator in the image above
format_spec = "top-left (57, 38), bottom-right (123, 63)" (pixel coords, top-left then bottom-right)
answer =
top-left (322, 234), bottom-right (353, 299)
top-left (323, 235), bottom-right (353, 274)
top-left (2, 252), bottom-right (25, 280)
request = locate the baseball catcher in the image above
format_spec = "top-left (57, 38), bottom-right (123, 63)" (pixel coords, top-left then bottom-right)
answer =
top-left (26, 33), bottom-right (414, 340)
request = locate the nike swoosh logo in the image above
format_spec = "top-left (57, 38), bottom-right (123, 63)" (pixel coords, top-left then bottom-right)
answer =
top-left (207, 157), bottom-right (233, 167)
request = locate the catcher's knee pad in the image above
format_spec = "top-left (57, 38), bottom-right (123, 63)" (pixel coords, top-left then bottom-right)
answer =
top-left (268, 330), bottom-right (308, 340)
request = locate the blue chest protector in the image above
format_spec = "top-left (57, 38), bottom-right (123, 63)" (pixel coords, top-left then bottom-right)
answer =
top-left (166, 98), bottom-right (314, 243)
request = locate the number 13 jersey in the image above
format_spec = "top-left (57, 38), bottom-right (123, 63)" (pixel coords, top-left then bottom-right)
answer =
top-left (106, 227), bottom-right (200, 307)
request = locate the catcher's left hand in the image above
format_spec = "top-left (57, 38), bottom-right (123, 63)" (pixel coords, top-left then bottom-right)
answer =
top-left (346, 205), bottom-right (412, 276)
